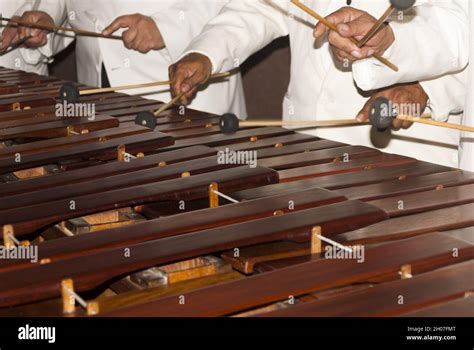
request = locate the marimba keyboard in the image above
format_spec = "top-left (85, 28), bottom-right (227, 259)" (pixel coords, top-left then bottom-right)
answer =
top-left (0, 66), bottom-right (472, 317)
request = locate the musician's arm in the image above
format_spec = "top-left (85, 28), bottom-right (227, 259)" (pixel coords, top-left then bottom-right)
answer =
top-left (180, 0), bottom-right (289, 74)
top-left (352, 0), bottom-right (470, 91)
top-left (150, 1), bottom-right (230, 62)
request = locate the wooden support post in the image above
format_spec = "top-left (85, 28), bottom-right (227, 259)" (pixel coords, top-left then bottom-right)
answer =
top-left (86, 301), bottom-right (100, 316)
top-left (311, 226), bottom-right (322, 254)
top-left (400, 264), bottom-right (413, 279)
top-left (209, 182), bottom-right (219, 208)
top-left (117, 145), bottom-right (126, 162)
top-left (61, 278), bottom-right (75, 314)
top-left (2, 225), bottom-right (15, 250)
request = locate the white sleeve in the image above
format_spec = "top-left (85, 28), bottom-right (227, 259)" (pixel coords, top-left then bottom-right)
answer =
top-left (151, 0), bottom-right (229, 63)
top-left (420, 70), bottom-right (468, 122)
top-left (179, 0), bottom-right (290, 73)
top-left (353, 0), bottom-right (470, 91)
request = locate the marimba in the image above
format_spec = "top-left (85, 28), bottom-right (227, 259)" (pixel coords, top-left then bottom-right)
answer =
top-left (0, 67), bottom-right (472, 318)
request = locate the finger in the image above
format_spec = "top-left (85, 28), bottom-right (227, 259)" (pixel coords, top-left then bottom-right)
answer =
top-left (392, 119), bottom-right (403, 131)
top-left (328, 31), bottom-right (362, 59)
top-left (337, 17), bottom-right (373, 39)
top-left (401, 120), bottom-right (413, 129)
top-left (181, 87), bottom-right (198, 106)
top-left (356, 96), bottom-right (374, 122)
top-left (122, 28), bottom-right (138, 49)
top-left (324, 7), bottom-right (360, 28)
top-left (0, 28), bottom-right (18, 49)
top-left (170, 66), bottom-right (188, 98)
top-left (333, 48), bottom-right (355, 62)
top-left (314, 21), bottom-right (329, 38)
top-left (180, 72), bottom-right (205, 96)
top-left (103, 16), bottom-right (133, 36)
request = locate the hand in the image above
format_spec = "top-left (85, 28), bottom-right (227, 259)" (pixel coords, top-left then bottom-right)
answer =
top-left (314, 7), bottom-right (395, 63)
top-left (11, 11), bottom-right (54, 48)
top-left (169, 53), bottom-right (213, 106)
top-left (18, 11), bottom-right (54, 47)
top-left (103, 14), bottom-right (165, 53)
top-left (0, 16), bottom-right (21, 49)
top-left (356, 83), bottom-right (429, 130)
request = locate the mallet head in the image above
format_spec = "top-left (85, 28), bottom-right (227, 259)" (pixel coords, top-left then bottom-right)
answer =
top-left (390, 0), bottom-right (416, 11)
top-left (369, 97), bottom-right (397, 131)
top-left (59, 83), bottom-right (80, 104)
top-left (219, 113), bottom-right (240, 134)
top-left (135, 111), bottom-right (157, 129)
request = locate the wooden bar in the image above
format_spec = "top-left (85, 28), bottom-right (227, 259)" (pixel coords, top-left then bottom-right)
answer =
top-left (336, 203), bottom-right (474, 245)
top-left (279, 154), bottom-right (416, 181)
top-left (401, 296), bottom-right (474, 317)
top-left (102, 233), bottom-right (474, 317)
top-left (0, 188), bottom-right (346, 272)
top-left (0, 166), bottom-right (279, 236)
top-left (233, 162), bottom-right (451, 200)
top-left (367, 184), bottom-right (474, 217)
top-left (0, 145), bottom-right (216, 196)
top-left (336, 171), bottom-right (474, 201)
top-left (0, 115), bottom-right (119, 140)
top-left (0, 131), bottom-right (174, 174)
top-left (260, 260), bottom-right (474, 317)
top-left (0, 200), bottom-right (385, 306)
top-left (257, 146), bottom-right (380, 170)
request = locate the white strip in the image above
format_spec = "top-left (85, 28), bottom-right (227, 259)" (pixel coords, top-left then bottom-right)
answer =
top-left (7, 233), bottom-right (20, 246)
top-left (212, 190), bottom-right (239, 204)
top-left (317, 235), bottom-right (353, 253)
top-left (66, 288), bottom-right (87, 309)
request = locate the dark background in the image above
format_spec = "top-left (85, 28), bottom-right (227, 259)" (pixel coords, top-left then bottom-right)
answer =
top-left (49, 37), bottom-right (291, 120)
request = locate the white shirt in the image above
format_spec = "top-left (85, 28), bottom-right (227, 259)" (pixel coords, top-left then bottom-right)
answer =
top-left (353, 0), bottom-right (472, 171)
top-left (182, 0), bottom-right (467, 167)
top-left (20, 0), bottom-right (247, 117)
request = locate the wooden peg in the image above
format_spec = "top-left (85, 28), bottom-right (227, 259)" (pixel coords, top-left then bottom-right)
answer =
top-left (398, 175), bottom-right (407, 181)
top-left (250, 136), bottom-right (258, 142)
top-left (2, 225), bottom-right (15, 250)
top-left (158, 161), bottom-right (167, 168)
top-left (137, 152), bottom-right (145, 158)
top-left (464, 291), bottom-right (473, 298)
top-left (274, 143), bottom-right (284, 148)
top-left (117, 145), bottom-right (126, 162)
top-left (311, 226), bottom-right (322, 254)
top-left (61, 278), bottom-right (75, 314)
top-left (436, 185), bottom-right (444, 191)
top-left (86, 301), bottom-right (100, 316)
top-left (209, 182), bottom-right (219, 208)
top-left (400, 264), bottom-right (413, 279)
top-left (40, 258), bottom-right (51, 265)
top-left (273, 210), bottom-right (285, 216)
top-left (12, 102), bottom-right (20, 111)
top-left (181, 171), bottom-right (191, 178)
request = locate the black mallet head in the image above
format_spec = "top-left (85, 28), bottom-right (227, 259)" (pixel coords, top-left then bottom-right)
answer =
top-left (390, 0), bottom-right (416, 11)
top-left (219, 113), bottom-right (240, 135)
top-left (135, 111), bottom-right (157, 129)
top-left (59, 83), bottom-right (80, 103)
top-left (369, 97), bottom-right (397, 131)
